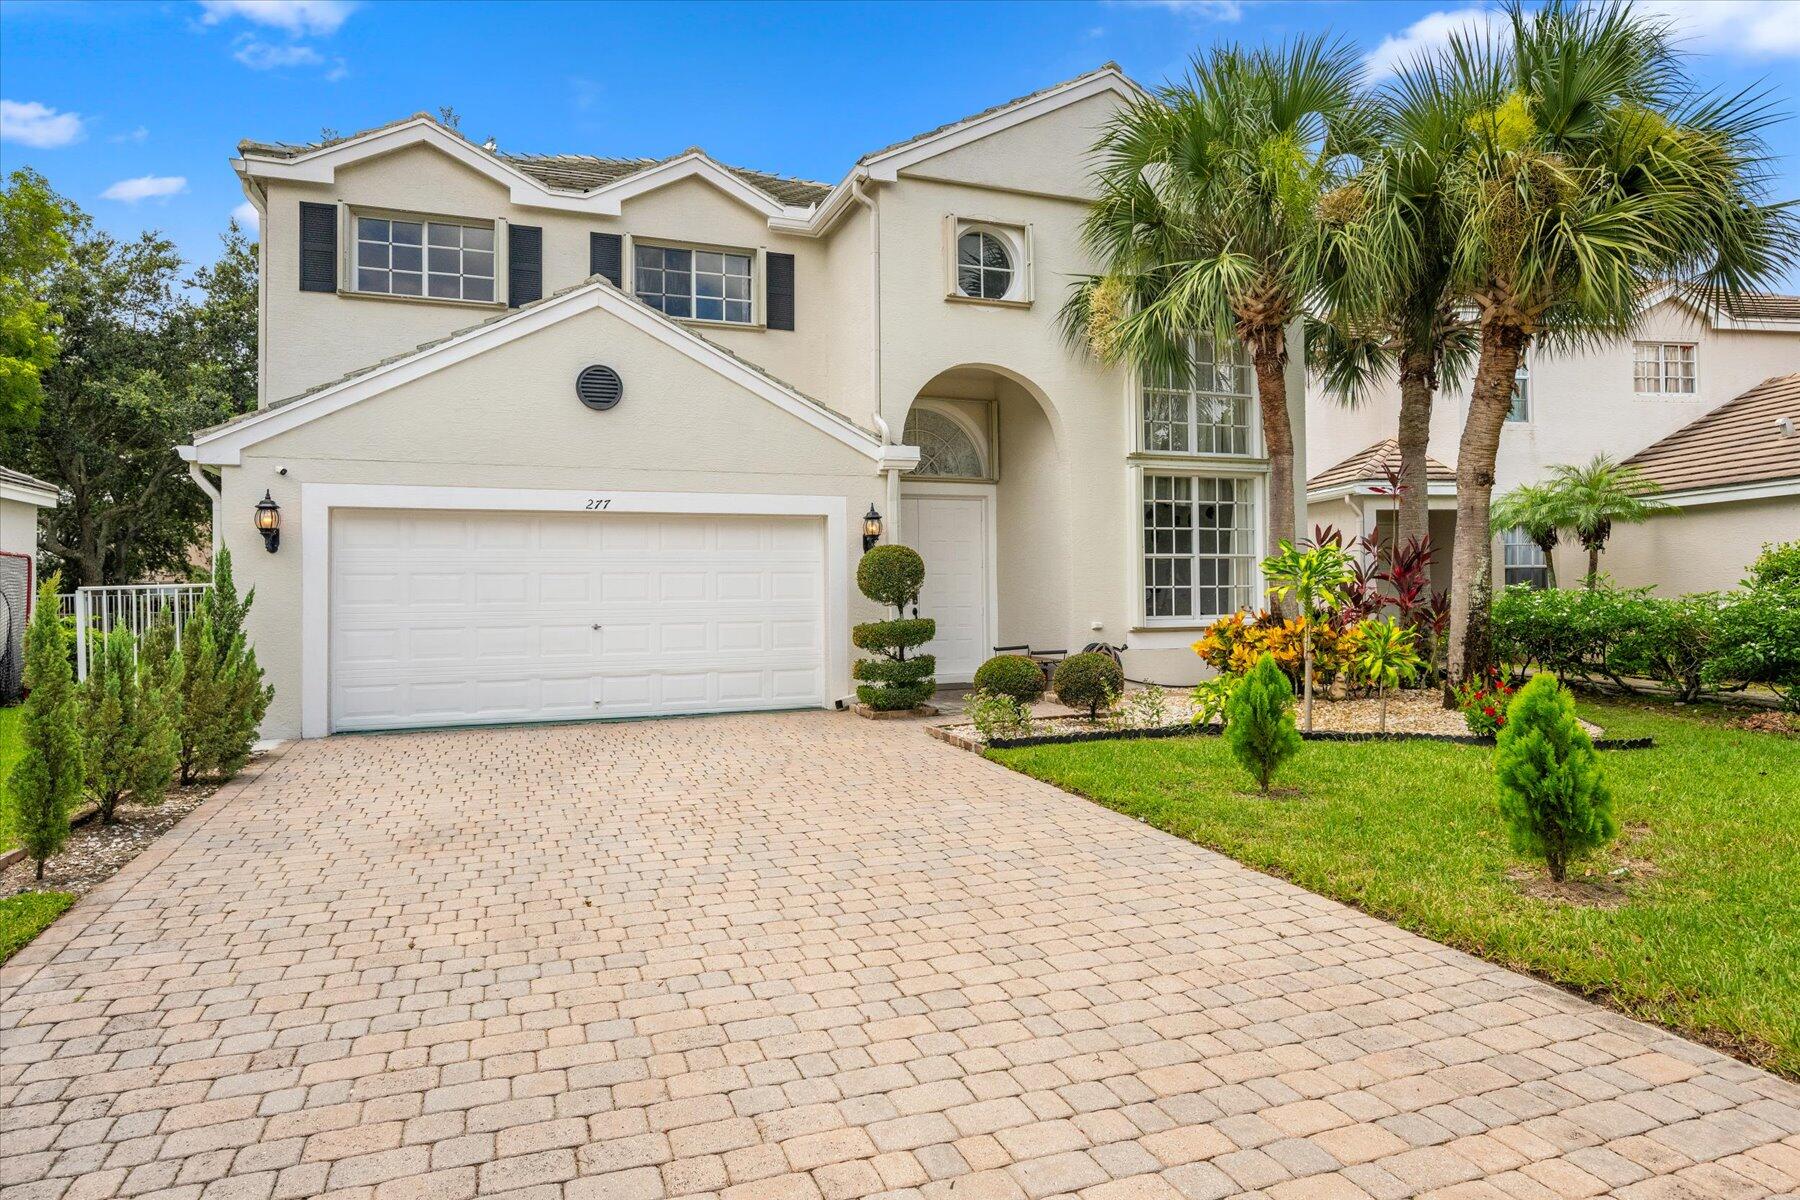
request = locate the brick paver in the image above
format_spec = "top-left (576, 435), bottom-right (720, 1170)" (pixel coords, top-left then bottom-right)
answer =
top-left (3, 713), bottom-right (1796, 1199)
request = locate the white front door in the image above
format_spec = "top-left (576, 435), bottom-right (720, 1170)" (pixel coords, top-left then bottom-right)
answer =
top-left (329, 508), bottom-right (826, 732)
top-left (898, 490), bottom-right (992, 683)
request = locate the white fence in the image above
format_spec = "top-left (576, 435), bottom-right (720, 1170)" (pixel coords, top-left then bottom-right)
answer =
top-left (68, 583), bottom-right (212, 681)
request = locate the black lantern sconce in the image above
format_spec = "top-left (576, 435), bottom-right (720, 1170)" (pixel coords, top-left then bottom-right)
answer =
top-left (254, 490), bottom-right (281, 553)
top-left (862, 505), bottom-right (883, 553)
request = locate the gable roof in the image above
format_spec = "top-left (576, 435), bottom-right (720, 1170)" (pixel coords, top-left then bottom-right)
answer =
top-left (183, 277), bottom-right (896, 467)
top-left (1621, 373), bottom-right (1800, 499)
top-left (1641, 283), bottom-right (1800, 331)
top-left (1308, 439), bottom-right (1456, 499)
top-left (0, 465), bottom-right (59, 507)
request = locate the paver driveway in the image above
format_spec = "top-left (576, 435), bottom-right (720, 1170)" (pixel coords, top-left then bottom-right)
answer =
top-left (3, 714), bottom-right (1797, 1200)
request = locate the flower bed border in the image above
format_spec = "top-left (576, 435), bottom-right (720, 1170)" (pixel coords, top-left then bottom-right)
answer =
top-left (929, 722), bottom-right (1654, 753)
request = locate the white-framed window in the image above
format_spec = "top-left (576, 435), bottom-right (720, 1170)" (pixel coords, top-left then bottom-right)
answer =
top-left (634, 244), bottom-right (755, 324)
top-left (1507, 362), bottom-right (1530, 422)
top-left (1142, 473), bottom-right (1258, 621)
top-left (1634, 342), bottom-right (1696, 394)
top-left (1140, 335), bottom-right (1255, 455)
top-left (1502, 527), bottom-right (1549, 589)
top-left (356, 215), bottom-right (495, 302)
top-left (903, 404), bottom-right (987, 479)
top-left (946, 218), bottom-right (1030, 304)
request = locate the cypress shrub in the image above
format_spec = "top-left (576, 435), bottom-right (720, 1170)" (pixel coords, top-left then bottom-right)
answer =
top-left (1224, 652), bottom-right (1301, 794)
top-left (851, 546), bottom-right (936, 711)
top-left (80, 626), bottom-right (178, 824)
top-left (176, 548), bottom-right (272, 782)
top-left (5, 577), bottom-right (82, 880)
top-left (1494, 674), bottom-right (1616, 881)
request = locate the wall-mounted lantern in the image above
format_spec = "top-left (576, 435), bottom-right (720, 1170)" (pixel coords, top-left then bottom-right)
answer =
top-left (254, 490), bottom-right (281, 553)
top-left (862, 505), bottom-right (883, 553)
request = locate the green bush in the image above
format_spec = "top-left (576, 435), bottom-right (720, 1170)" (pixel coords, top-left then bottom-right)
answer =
top-left (176, 548), bottom-right (272, 783)
top-left (1491, 584), bottom-right (1645, 684)
top-left (965, 689), bottom-right (1034, 741)
top-left (1052, 652), bottom-right (1122, 720)
top-left (852, 546), bottom-right (936, 711)
top-left (1495, 674), bottom-right (1616, 882)
top-left (1609, 592), bottom-right (1724, 702)
top-left (1705, 582), bottom-right (1800, 711)
top-left (857, 545), bottom-right (926, 612)
top-left (1189, 674), bottom-right (1235, 727)
top-left (1745, 539), bottom-right (1800, 589)
top-left (80, 626), bottom-right (178, 824)
top-left (5, 577), bottom-right (81, 881)
top-left (1224, 653), bottom-right (1301, 794)
top-left (973, 654), bottom-right (1046, 703)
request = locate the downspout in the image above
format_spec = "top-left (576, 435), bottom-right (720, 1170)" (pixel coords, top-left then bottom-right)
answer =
top-left (853, 174), bottom-right (901, 544)
top-left (187, 463), bottom-right (222, 568)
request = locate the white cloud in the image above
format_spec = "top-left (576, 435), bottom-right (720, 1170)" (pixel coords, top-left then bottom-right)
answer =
top-left (1364, 7), bottom-right (1505, 80)
top-left (1633, 1), bottom-right (1800, 59)
top-left (197, 0), bottom-right (354, 36)
top-left (102, 175), bottom-right (189, 204)
top-left (109, 125), bottom-right (150, 144)
top-left (232, 200), bottom-right (260, 230)
top-left (1111, 0), bottom-right (1244, 21)
top-left (234, 38), bottom-right (324, 68)
top-left (0, 99), bottom-right (86, 148)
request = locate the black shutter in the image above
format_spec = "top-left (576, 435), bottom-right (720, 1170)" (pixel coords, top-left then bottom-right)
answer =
top-left (298, 201), bottom-right (337, 293)
top-left (766, 252), bottom-right (796, 331)
top-left (589, 232), bottom-right (623, 287)
top-left (508, 224), bottom-right (543, 307)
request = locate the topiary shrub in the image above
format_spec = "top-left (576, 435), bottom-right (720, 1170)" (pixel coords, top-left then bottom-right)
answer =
top-left (1224, 653), bottom-right (1301, 794)
top-left (1052, 652), bottom-right (1122, 720)
top-left (1495, 674), bottom-right (1616, 882)
top-left (851, 546), bottom-right (936, 711)
top-left (973, 654), bottom-right (1046, 704)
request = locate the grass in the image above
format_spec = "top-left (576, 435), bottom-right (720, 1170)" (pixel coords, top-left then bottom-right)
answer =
top-left (0, 703), bottom-right (19, 852)
top-left (0, 891), bottom-right (76, 963)
top-left (990, 696), bottom-right (1800, 1078)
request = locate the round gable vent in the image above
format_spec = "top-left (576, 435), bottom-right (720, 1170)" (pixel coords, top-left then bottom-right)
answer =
top-left (576, 364), bottom-right (623, 411)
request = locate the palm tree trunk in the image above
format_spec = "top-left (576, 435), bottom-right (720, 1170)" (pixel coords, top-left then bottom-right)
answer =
top-left (1445, 320), bottom-right (1528, 704)
top-left (1395, 354), bottom-right (1435, 552)
top-left (1249, 345), bottom-right (1296, 561)
top-left (1586, 544), bottom-right (1601, 589)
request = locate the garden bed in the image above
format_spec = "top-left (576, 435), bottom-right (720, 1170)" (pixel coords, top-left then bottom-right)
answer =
top-left (1, 782), bottom-right (219, 899)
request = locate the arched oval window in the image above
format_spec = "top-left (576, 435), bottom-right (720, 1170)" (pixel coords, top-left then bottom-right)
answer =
top-left (904, 406), bottom-right (986, 478)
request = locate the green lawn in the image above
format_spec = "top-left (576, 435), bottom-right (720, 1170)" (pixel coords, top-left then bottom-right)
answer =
top-left (991, 698), bottom-right (1800, 1079)
top-left (0, 704), bottom-right (19, 851)
top-left (0, 890), bottom-right (75, 963)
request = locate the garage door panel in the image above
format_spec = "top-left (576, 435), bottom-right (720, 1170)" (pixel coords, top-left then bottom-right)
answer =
top-left (331, 509), bottom-right (827, 732)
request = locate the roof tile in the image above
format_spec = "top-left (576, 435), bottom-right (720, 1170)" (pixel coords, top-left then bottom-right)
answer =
top-left (1621, 373), bottom-right (1800, 493)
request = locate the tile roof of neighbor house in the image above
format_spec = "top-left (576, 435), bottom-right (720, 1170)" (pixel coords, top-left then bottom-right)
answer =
top-left (1621, 373), bottom-right (1800, 494)
top-left (0, 465), bottom-right (58, 495)
top-left (1719, 292), bottom-right (1800, 322)
top-left (1307, 439), bottom-right (1457, 493)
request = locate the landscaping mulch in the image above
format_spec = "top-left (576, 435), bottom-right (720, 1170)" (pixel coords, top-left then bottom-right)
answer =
top-left (1, 783), bottom-right (218, 899)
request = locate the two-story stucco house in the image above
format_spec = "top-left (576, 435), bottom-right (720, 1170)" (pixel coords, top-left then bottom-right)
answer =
top-left (1305, 290), bottom-right (1800, 595)
top-left (181, 65), bottom-right (1312, 739)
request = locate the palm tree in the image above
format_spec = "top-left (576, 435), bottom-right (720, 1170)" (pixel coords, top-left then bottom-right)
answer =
top-left (1065, 36), bottom-right (1374, 560)
top-left (1261, 538), bottom-right (1354, 732)
top-left (1430, 0), bottom-right (1795, 695)
top-left (1490, 481), bottom-right (1569, 588)
top-left (1548, 455), bottom-right (1670, 587)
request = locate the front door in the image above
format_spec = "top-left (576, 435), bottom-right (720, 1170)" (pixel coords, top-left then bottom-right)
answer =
top-left (898, 490), bottom-right (991, 683)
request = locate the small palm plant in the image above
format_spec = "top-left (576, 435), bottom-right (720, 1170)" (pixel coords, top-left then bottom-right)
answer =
top-left (1491, 481), bottom-right (1570, 589)
top-left (1261, 539), bottom-right (1354, 732)
top-left (1546, 456), bottom-right (1670, 588)
top-left (1346, 617), bottom-right (1425, 733)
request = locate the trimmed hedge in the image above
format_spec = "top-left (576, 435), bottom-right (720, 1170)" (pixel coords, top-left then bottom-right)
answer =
top-left (851, 619), bottom-right (936, 652)
top-left (973, 654), bottom-right (1047, 703)
top-left (1053, 652), bottom-right (1123, 719)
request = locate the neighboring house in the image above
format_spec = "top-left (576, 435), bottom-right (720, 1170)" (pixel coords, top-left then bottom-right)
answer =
top-left (181, 65), bottom-right (1310, 739)
top-left (1306, 290), bottom-right (1800, 593)
top-left (0, 465), bottom-right (57, 562)
top-left (1, 466), bottom-right (58, 703)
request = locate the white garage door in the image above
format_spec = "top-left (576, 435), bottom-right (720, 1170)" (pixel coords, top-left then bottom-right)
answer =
top-left (330, 509), bottom-right (826, 732)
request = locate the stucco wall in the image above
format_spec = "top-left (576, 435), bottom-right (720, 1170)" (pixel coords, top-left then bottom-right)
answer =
top-left (1595, 495), bottom-right (1797, 594)
top-left (1, 497), bottom-right (42, 560)
top-left (221, 299), bottom-right (884, 739)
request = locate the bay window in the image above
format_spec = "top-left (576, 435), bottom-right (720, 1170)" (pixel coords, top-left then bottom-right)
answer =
top-left (1142, 473), bottom-right (1257, 621)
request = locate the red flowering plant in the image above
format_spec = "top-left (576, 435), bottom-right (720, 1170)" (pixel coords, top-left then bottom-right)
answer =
top-left (1453, 668), bottom-right (1515, 736)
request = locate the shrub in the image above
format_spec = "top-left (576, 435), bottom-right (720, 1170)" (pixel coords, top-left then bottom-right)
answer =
top-left (965, 689), bottom-right (1034, 741)
top-left (1343, 617), bottom-right (1424, 734)
top-left (1705, 581), bottom-right (1800, 711)
top-left (1454, 668), bottom-right (1515, 737)
top-left (1491, 584), bottom-right (1645, 684)
top-left (1744, 539), bottom-right (1800, 589)
top-left (1224, 653), bottom-right (1302, 794)
top-left (852, 546), bottom-right (936, 711)
top-left (1495, 674), bottom-right (1616, 882)
top-left (1053, 652), bottom-right (1123, 720)
top-left (1610, 593), bottom-right (1723, 702)
top-left (1189, 674), bottom-right (1235, 727)
top-left (5, 577), bottom-right (81, 881)
top-left (80, 626), bottom-right (178, 825)
top-left (176, 549), bottom-right (272, 783)
top-left (972, 654), bottom-right (1046, 703)
top-left (1120, 683), bottom-right (1170, 729)
top-left (1191, 611), bottom-right (1350, 687)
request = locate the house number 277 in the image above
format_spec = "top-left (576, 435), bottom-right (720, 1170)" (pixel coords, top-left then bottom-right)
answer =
top-left (584, 499), bottom-right (612, 510)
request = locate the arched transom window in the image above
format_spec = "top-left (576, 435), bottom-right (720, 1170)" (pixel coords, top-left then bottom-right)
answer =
top-left (904, 406), bottom-right (985, 479)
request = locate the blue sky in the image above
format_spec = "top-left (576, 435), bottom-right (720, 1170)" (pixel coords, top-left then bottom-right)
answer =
top-left (4, 0), bottom-right (1798, 288)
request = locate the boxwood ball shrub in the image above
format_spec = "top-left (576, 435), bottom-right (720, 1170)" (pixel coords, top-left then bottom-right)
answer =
top-left (973, 654), bottom-right (1046, 704)
top-left (1495, 674), bottom-right (1616, 882)
top-left (851, 546), bottom-right (936, 711)
top-left (1224, 652), bottom-right (1302, 794)
top-left (1052, 652), bottom-right (1123, 720)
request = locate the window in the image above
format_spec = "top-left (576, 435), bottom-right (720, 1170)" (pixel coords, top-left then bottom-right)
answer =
top-left (1507, 363), bottom-right (1530, 422)
top-left (635, 245), bottom-right (754, 324)
top-left (1143, 474), bottom-right (1257, 621)
top-left (1502, 527), bottom-right (1549, 589)
top-left (903, 406), bottom-right (985, 479)
top-left (1141, 335), bottom-right (1255, 455)
top-left (356, 216), bottom-right (495, 302)
top-left (956, 230), bottom-right (1013, 300)
top-left (1634, 342), bottom-right (1696, 394)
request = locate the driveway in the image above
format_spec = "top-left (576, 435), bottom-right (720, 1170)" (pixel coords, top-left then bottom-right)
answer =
top-left (3, 713), bottom-right (1796, 1200)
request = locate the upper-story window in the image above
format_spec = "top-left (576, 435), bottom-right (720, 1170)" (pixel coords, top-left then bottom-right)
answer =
top-left (635, 244), bottom-right (754, 324)
top-left (1141, 335), bottom-right (1255, 455)
top-left (1634, 342), bottom-right (1696, 394)
top-left (356, 216), bottom-right (495, 303)
top-left (946, 218), bottom-right (1030, 305)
